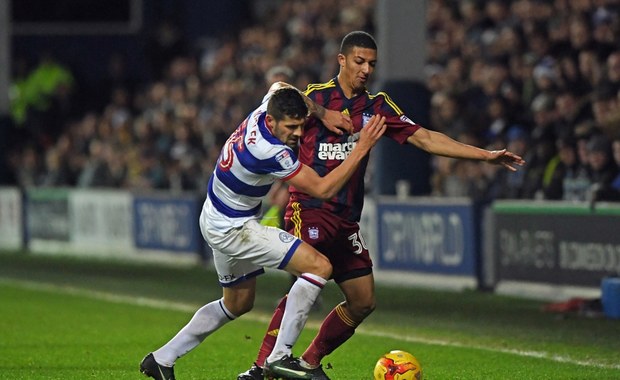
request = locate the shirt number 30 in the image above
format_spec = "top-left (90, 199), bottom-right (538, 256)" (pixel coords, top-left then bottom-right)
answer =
top-left (348, 231), bottom-right (368, 255)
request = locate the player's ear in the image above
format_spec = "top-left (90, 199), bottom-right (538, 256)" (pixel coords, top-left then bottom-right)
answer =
top-left (265, 114), bottom-right (275, 128)
top-left (337, 53), bottom-right (346, 68)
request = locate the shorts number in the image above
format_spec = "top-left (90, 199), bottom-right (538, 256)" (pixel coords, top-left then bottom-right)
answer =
top-left (348, 231), bottom-right (368, 255)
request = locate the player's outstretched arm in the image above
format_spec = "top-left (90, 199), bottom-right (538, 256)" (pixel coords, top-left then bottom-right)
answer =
top-left (268, 81), bottom-right (353, 135)
top-left (407, 127), bottom-right (525, 171)
top-left (287, 115), bottom-right (386, 199)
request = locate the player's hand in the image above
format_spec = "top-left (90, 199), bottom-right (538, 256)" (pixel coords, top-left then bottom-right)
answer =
top-left (487, 149), bottom-right (526, 171)
top-left (321, 109), bottom-right (353, 135)
top-left (356, 115), bottom-right (386, 152)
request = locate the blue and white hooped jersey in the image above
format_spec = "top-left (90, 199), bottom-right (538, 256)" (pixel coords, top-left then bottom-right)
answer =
top-left (201, 92), bottom-right (302, 231)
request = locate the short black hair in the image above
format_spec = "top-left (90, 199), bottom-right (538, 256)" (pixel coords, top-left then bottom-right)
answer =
top-left (267, 88), bottom-right (308, 121)
top-left (340, 31), bottom-right (377, 55)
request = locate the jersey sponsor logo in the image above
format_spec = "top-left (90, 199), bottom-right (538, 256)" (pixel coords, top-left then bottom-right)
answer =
top-left (275, 150), bottom-right (295, 169)
top-left (317, 141), bottom-right (356, 160)
top-left (279, 231), bottom-right (295, 243)
top-left (308, 226), bottom-right (319, 240)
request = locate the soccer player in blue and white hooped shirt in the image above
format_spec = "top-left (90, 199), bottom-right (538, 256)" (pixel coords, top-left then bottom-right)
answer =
top-left (140, 83), bottom-right (386, 380)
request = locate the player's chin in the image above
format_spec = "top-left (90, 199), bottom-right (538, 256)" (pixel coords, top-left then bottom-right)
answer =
top-left (286, 140), bottom-right (299, 149)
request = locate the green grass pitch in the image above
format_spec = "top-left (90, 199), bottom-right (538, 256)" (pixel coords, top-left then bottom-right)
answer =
top-left (0, 252), bottom-right (619, 379)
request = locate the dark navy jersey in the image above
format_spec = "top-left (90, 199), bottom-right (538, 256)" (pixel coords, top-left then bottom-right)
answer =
top-left (286, 77), bottom-right (421, 222)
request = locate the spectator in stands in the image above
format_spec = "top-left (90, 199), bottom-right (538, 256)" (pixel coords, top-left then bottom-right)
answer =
top-left (603, 51), bottom-right (620, 94)
top-left (586, 134), bottom-right (620, 202)
top-left (521, 125), bottom-right (557, 199)
top-left (77, 139), bottom-right (116, 188)
top-left (557, 54), bottom-right (592, 96)
top-left (532, 57), bottom-right (560, 97)
top-left (553, 88), bottom-right (592, 136)
top-left (591, 84), bottom-right (620, 137)
top-left (568, 14), bottom-right (593, 58)
top-left (485, 125), bottom-right (529, 199)
top-left (11, 0), bottom-right (620, 205)
top-left (429, 91), bottom-right (467, 138)
top-left (13, 145), bottom-right (41, 188)
top-left (591, 8), bottom-right (617, 62)
top-left (39, 147), bottom-right (74, 187)
top-left (578, 48), bottom-right (603, 93)
top-left (542, 134), bottom-right (578, 200)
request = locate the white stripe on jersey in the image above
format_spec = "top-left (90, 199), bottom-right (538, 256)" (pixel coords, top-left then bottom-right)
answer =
top-left (201, 92), bottom-right (301, 231)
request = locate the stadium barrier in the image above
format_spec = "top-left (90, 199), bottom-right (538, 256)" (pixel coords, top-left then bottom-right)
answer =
top-left (489, 200), bottom-right (620, 300)
top-left (5, 187), bottom-right (619, 299)
top-left (19, 187), bottom-right (205, 263)
top-left (367, 196), bottom-right (481, 290)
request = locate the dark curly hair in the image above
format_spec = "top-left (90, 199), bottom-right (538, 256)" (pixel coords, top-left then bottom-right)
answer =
top-left (267, 88), bottom-right (308, 121)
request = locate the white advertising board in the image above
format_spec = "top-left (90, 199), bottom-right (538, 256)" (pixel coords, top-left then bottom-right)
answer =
top-left (69, 189), bottom-right (133, 252)
top-left (0, 187), bottom-right (23, 250)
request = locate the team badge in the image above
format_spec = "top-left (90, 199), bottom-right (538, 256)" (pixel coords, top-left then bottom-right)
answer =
top-left (275, 149), bottom-right (295, 170)
top-left (279, 231), bottom-right (295, 243)
top-left (308, 227), bottom-right (320, 240)
top-left (362, 113), bottom-right (373, 127)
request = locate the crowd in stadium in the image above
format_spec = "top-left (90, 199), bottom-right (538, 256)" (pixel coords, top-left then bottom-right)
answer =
top-left (6, 0), bottom-right (620, 202)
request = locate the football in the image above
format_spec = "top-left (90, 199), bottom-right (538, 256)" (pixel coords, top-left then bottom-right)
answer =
top-left (373, 350), bottom-right (422, 380)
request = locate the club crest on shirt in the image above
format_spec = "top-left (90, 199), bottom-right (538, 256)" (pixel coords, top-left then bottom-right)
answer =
top-left (279, 231), bottom-right (295, 243)
top-left (362, 113), bottom-right (373, 127)
top-left (275, 149), bottom-right (295, 170)
top-left (308, 226), bottom-right (319, 240)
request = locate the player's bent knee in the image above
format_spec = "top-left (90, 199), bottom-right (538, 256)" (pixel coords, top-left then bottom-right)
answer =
top-left (348, 300), bottom-right (376, 320)
top-left (315, 256), bottom-right (332, 279)
top-left (222, 290), bottom-right (255, 316)
top-left (226, 299), bottom-right (254, 316)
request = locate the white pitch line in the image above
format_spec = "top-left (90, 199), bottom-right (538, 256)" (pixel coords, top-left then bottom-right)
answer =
top-left (2, 278), bottom-right (619, 371)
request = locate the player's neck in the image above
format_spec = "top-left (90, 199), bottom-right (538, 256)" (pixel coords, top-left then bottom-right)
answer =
top-left (336, 74), bottom-right (362, 99)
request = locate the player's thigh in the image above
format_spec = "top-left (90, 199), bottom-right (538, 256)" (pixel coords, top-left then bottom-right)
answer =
top-left (210, 220), bottom-right (301, 270)
top-left (283, 240), bottom-right (332, 279)
top-left (286, 208), bottom-right (372, 280)
top-left (211, 246), bottom-right (264, 288)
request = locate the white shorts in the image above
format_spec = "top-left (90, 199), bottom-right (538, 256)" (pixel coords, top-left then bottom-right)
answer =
top-left (201, 219), bottom-right (302, 287)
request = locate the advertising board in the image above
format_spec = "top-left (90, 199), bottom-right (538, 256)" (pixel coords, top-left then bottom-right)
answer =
top-left (376, 197), bottom-right (478, 277)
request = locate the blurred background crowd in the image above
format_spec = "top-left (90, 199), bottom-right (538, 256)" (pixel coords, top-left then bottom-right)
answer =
top-left (4, 0), bottom-right (620, 203)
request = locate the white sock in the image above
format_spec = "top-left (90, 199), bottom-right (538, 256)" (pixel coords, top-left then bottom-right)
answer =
top-left (267, 273), bottom-right (326, 362)
top-left (153, 298), bottom-right (236, 366)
